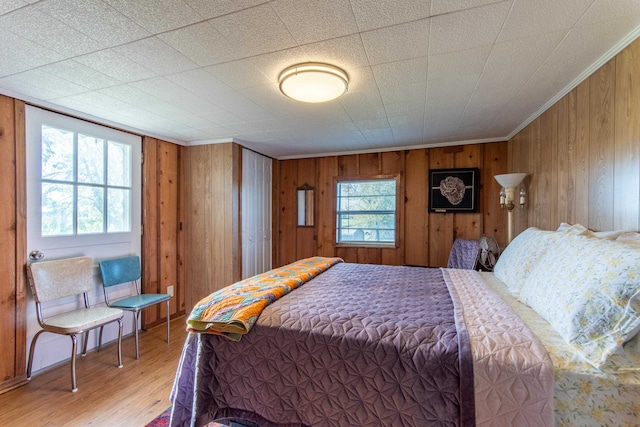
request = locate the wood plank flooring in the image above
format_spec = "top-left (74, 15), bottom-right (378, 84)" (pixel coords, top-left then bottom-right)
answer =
top-left (0, 316), bottom-right (187, 426)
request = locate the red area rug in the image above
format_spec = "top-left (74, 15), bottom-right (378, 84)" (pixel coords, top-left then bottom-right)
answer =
top-left (145, 408), bottom-right (229, 427)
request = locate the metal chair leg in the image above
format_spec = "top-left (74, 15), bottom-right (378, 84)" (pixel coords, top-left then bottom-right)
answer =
top-left (70, 334), bottom-right (78, 392)
top-left (81, 331), bottom-right (89, 356)
top-left (26, 330), bottom-right (45, 380)
top-left (117, 318), bottom-right (123, 368)
top-left (98, 325), bottom-right (104, 350)
top-left (166, 300), bottom-right (171, 344)
top-left (134, 311), bottom-right (140, 360)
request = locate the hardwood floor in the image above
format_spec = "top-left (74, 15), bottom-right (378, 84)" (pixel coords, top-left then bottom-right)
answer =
top-left (0, 316), bottom-right (188, 426)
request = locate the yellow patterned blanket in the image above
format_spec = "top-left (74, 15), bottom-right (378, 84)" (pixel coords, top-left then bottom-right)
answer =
top-left (187, 256), bottom-right (343, 340)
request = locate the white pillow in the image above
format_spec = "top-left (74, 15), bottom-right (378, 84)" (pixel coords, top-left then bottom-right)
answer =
top-left (519, 232), bottom-right (640, 368)
top-left (556, 222), bottom-right (625, 239)
top-left (493, 227), bottom-right (559, 297)
top-left (617, 232), bottom-right (640, 241)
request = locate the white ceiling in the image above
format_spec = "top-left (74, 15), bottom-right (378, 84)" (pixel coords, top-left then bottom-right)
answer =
top-left (1, 0), bottom-right (639, 159)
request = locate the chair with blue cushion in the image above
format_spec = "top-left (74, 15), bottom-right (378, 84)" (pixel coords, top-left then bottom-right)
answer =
top-left (99, 255), bottom-right (170, 359)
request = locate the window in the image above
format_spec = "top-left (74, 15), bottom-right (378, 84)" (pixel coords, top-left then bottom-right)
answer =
top-left (40, 125), bottom-right (132, 236)
top-left (336, 177), bottom-right (397, 246)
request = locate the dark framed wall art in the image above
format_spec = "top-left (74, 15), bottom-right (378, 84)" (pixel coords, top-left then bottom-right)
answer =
top-left (428, 168), bottom-right (479, 213)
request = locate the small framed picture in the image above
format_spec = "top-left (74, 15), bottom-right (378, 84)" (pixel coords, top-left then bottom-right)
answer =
top-left (428, 168), bottom-right (479, 213)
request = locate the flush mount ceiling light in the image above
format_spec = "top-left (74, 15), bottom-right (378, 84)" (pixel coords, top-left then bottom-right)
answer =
top-left (278, 63), bottom-right (349, 103)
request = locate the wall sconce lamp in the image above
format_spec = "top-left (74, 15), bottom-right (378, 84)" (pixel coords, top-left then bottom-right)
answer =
top-left (494, 173), bottom-right (527, 243)
top-left (297, 183), bottom-right (315, 227)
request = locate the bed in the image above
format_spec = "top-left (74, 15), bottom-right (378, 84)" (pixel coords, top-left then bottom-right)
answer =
top-left (170, 225), bottom-right (640, 427)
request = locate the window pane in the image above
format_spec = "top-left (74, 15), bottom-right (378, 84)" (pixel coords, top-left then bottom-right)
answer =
top-left (41, 182), bottom-right (74, 236)
top-left (108, 188), bottom-right (131, 233)
top-left (108, 141), bottom-right (131, 187)
top-left (41, 125), bottom-right (74, 182)
top-left (336, 177), bottom-right (397, 245)
top-left (78, 134), bottom-right (104, 184)
top-left (77, 185), bottom-right (104, 234)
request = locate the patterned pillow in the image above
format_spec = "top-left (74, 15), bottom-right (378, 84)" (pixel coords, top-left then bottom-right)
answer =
top-left (493, 227), bottom-right (563, 297)
top-left (519, 232), bottom-right (640, 368)
top-left (556, 222), bottom-right (625, 239)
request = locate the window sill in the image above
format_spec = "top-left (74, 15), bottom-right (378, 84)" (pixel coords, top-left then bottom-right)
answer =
top-left (336, 242), bottom-right (398, 249)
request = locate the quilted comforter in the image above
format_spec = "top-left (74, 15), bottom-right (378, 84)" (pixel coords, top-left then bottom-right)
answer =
top-left (170, 264), bottom-right (554, 427)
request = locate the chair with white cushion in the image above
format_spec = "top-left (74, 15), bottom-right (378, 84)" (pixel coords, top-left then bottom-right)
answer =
top-left (26, 256), bottom-right (124, 392)
top-left (99, 255), bottom-right (170, 359)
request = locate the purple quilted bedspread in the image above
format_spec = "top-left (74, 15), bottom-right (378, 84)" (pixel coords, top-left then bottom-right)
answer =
top-left (171, 263), bottom-right (474, 427)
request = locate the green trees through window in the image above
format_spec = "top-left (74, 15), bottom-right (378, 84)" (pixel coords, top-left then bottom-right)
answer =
top-left (41, 125), bottom-right (132, 237)
top-left (336, 178), bottom-right (397, 245)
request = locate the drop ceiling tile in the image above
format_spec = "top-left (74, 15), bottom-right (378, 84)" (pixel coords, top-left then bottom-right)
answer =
top-left (205, 59), bottom-right (273, 91)
top-left (169, 128), bottom-right (208, 140)
top-left (0, 29), bottom-right (63, 76)
top-left (467, 31), bottom-right (565, 108)
top-left (345, 105), bottom-right (387, 122)
top-left (379, 80), bottom-right (427, 105)
top-left (429, 1), bottom-right (511, 55)
top-left (113, 37), bottom-right (199, 75)
top-left (129, 77), bottom-right (184, 102)
top-left (54, 91), bottom-right (132, 114)
top-left (430, 0), bottom-right (506, 16)
top-left (75, 49), bottom-right (157, 82)
top-left (159, 21), bottom-right (237, 66)
top-left (353, 116), bottom-right (390, 132)
top-left (38, 60), bottom-right (119, 90)
top-left (301, 34), bottom-right (370, 69)
top-left (103, 0), bottom-right (202, 33)
top-left (270, 0), bottom-right (358, 45)
top-left (200, 109), bottom-right (246, 126)
top-left (391, 126), bottom-right (424, 144)
top-left (360, 18), bottom-right (430, 65)
top-left (427, 74), bottom-right (478, 108)
top-left (33, 0), bottom-right (149, 47)
top-left (246, 47), bottom-right (310, 84)
top-left (185, 0), bottom-right (268, 19)
top-left (208, 4), bottom-right (297, 58)
top-left (0, 7), bottom-right (104, 57)
top-left (351, 0), bottom-right (432, 32)
top-left (339, 89), bottom-right (383, 112)
top-left (388, 113), bottom-right (424, 128)
top-left (372, 56), bottom-right (428, 88)
top-left (427, 45), bottom-right (491, 81)
top-left (97, 84), bottom-right (163, 108)
top-left (2, 68), bottom-right (87, 99)
top-left (340, 66), bottom-right (377, 93)
top-left (0, 72), bottom-right (74, 100)
top-left (166, 68), bottom-right (235, 99)
top-left (239, 84), bottom-right (302, 117)
top-left (497, 0), bottom-right (594, 43)
top-left (578, 0), bottom-right (640, 26)
top-left (384, 101), bottom-right (425, 118)
top-left (142, 101), bottom-right (200, 119)
top-left (361, 127), bottom-right (394, 145)
top-left (0, 0), bottom-right (28, 15)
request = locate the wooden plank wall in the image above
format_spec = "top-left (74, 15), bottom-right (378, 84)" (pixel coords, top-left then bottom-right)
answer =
top-left (142, 137), bottom-right (185, 326)
top-left (184, 142), bottom-right (242, 310)
top-left (274, 142), bottom-right (508, 268)
top-left (0, 96), bottom-right (27, 393)
top-left (508, 37), bottom-right (640, 235)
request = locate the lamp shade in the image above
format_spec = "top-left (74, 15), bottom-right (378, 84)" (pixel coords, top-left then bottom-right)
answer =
top-left (494, 173), bottom-right (526, 188)
top-left (279, 63), bottom-right (348, 103)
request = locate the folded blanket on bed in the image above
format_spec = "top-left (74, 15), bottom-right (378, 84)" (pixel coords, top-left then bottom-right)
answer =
top-left (187, 256), bottom-right (343, 340)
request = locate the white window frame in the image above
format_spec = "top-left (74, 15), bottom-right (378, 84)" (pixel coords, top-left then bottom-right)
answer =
top-left (26, 106), bottom-right (141, 256)
top-left (335, 175), bottom-right (399, 248)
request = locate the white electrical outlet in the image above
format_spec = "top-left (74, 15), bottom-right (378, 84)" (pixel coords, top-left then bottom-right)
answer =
top-left (167, 285), bottom-right (174, 297)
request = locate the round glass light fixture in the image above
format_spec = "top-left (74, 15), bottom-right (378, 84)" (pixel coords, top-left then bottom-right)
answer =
top-left (278, 63), bottom-right (349, 103)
